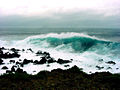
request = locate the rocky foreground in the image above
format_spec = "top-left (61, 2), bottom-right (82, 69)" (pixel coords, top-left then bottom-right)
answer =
top-left (0, 47), bottom-right (120, 90)
top-left (0, 66), bottom-right (120, 90)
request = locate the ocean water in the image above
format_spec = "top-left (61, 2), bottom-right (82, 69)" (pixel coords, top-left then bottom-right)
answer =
top-left (0, 27), bottom-right (120, 74)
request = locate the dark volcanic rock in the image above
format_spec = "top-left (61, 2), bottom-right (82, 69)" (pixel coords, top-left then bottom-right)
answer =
top-left (57, 58), bottom-right (71, 64)
top-left (33, 60), bottom-right (39, 64)
top-left (39, 57), bottom-right (47, 64)
top-left (2, 66), bottom-right (8, 70)
top-left (0, 52), bottom-right (20, 59)
top-left (34, 57), bottom-right (47, 64)
top-left (10, 48), bottom-right (20, 52)
top-left (64, 65), bottom-right (70, 67)
top-left (107, 67), bottom-right (112, 70)
top-left (1, 65), bottom-right (120, 90)
top-left (106, 61), bottom-right (116, 65)
top-left (0, 58), bottom-right (4, 64)
top-left (27, 48), bottom-right (34, 53)
top-left (16, 68), bottom-right (27, 74)
top-left (98, 59), bottom-right (103, 62)
top-left (36, 50), bottom-right (42, 56)
top-left (9, 60), bottom-right (15, 63)
top-left (6, 70), bottom-right (12, 73)
top-left (47, 58), bottom-right (56, 63)
top-left (96, 66), bottom-right (104, 70)
top-left (0, 47), bottom-right (20, 58)
top-left (23, 59), bottom-right (33, 65)
top-left (11, 66), bottom-right (16, 72)
top-left (16, 61), bottom-right (21, 65)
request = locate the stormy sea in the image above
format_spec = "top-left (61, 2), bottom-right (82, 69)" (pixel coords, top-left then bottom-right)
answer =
top-left (0, 27), bottom-right (120, 75)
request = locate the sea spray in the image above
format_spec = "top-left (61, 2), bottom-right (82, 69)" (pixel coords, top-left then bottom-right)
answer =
top-left (0, 32), bottom-right (120, 74)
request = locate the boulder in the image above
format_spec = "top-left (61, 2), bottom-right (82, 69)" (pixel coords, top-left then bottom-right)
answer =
top-left (33, 60), bottom-right (39, 64)
top-left (96, 66), bottom-right (104, 70)
top-left (2, 66), bottom-right (8, 70)
top-left (106, 61), bottom-right (116, 65)
top-left (9, 60), bottom-right (15, 63)
top-left (16, 68), bottom-right (27, 74)
top-left (0, 52), bottom-right (20, 59)
top-left (11, 66), bottom-right (16, 72)
top-left (10, 48), bottom-right (20, 52)
top-left (38, 57), bottom-right (47, 64)
top-left (36, 50), bottom-right (42, 56)
top-left (57, 58), bottom-right (71, 64)
top-left (107, 67), bottom-right (112, 70)
top-left (0, 58), bottom-right (3, 64)
top-left (64, 65), bottom-right (70, 67)
top-left (6, 70), bottom-right (12, 73)
top-left (23, 59), bottom-right (32, 65)
top-left (27, 48), bottom-right (34, 53)
top-left (47, 58), bottom-right (56, 63)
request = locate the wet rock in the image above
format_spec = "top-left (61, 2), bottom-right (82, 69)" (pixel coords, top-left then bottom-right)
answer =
top-left (43, 52), bottom-right (50, 56)
top-left (106, 61), bottom-right (116, 65)
top-left (6, 70), bottom-right (12, 73)
top-left (22, 49), bottom-right (25, 52)
top-left (27, 48), bottom-right (34, 53)
top-left (57, 58), bottom-right (71, 64)
top-left (47, 64), bottom-right (50, 67)
top-left (11, 66), bottom-right (16, 72)
top-left (33, 60), bottom-right (39, 64)
top-left (9, 60), bottom-right (15, 63)
top-left (19, 59), bottom-right (22, 61)
top-left (0, 58), bottom-right (4, 64)
top-left (10, 48), bottom-right (20, 52)
top-left (96, 66), bottom-right (104, 70)
top-left (47, 58), bottom-right (56, 63)
top-left (23, 59), bottom-right (33, 65)
top-left (107, 67), bottom-right (112, 70)
top-left (16, 61), bottom-right (21, 65)
top-left (64, 65), bottom-right (70, 67)
top-left (33, 71), bottom-right (36, 72)
top-left (0, 52), bottom-right (20, 59)
top-left (16, 68), bottom-right (27, 74)
top-left (0, 47), bottom-right (5, 50)
top-left (39, 57), bottom-right (47, 64)
top-left (36, 50), bottom-right (42, 56)
top-left (98, 59), bottom-right (103, 62)
top-left (34, 57), bottom-right (47, 64)
top-left (2, 66), bottom-right (8, 70)
top-left (20, 63), bottom-right (24, 67)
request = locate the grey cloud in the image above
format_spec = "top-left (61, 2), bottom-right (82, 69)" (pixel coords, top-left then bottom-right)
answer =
top-left (0, 11), bottom-right (120, 28)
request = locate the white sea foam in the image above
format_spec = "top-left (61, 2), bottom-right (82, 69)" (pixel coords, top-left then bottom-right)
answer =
top-left (0, 32), bottom-right (120, 75)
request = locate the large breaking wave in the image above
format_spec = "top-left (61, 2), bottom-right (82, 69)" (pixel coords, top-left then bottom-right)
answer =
top-left (14, 32), bottom-right (120, 55)
top-left (1, 32), bottom-right (120, 74)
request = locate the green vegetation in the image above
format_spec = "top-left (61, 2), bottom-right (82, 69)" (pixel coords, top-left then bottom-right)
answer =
top-left (0, 66), bottom-right (120, 90)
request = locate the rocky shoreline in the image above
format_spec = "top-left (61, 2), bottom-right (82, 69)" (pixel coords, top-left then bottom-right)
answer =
top-left (0, 65), bottom-right (120, 90)
top-left (0, 47), bottom-right (120, 89)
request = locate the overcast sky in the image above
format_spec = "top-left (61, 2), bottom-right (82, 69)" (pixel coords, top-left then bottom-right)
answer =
top-left (0, 0), bottom-right (120, 28)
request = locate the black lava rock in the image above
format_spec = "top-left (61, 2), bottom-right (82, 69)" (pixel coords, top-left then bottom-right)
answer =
top-left (9, 60), bottom-right (15, 63)
top-left (39, 57), bottom-right (47, 64)
top-left (106, 61), bottom-right (116, 65)
top-left (2, 66), bottom-right (8, 70)
top-left (57, 58), bottom-right (71, 64)
top-left (0, 58), bottom-right (4, 64)
top-left (23, 59), bottom-right (32, 65)
top-left (96, 66), bottom-right (104, 70)
top-left (11, 66), bottom-right (16, 72)
top-left (47, 58), bottom-right (56, 63)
